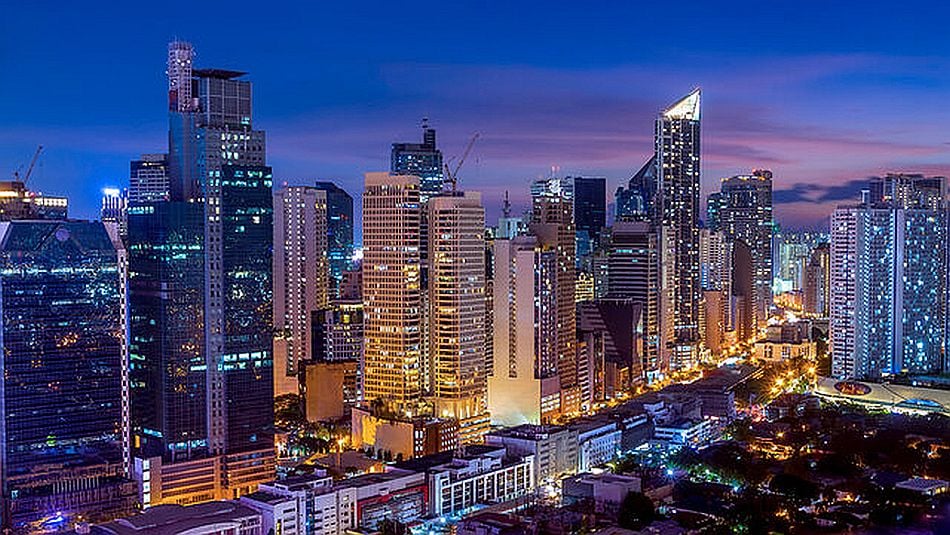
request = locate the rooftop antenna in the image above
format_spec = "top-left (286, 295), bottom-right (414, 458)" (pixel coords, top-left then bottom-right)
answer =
top-left (503, 191), bottom-right (511, 218)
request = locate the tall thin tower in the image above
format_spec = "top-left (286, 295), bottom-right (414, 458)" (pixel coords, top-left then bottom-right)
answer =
top-left (529, 179), bottom-right (580, 415)
top-left (428, 192), bottom-right (489, 443)
top-left (361, 173), bottom-right (423, 414)
top-left (656, 88), bottom-right (702, 371)
top-left (273, 186), bottom-right (329, 396)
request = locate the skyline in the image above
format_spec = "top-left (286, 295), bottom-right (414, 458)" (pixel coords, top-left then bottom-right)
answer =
top-left (6, 2), bottom-right (950, 228)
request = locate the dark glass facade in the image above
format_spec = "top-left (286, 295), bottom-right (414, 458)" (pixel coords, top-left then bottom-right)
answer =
top-left (615, 156), bottom-right (656, 223)
top-left (572, 177), bottom-right (606, 258)
top-left (313, 181), bottom-right (354, 289)
top-left (0, 220), bottom-right (135, 528)
top-left (127, 202), bottom-right (208, 461)
top-left (220, 165), bottom-right (274, 453)
top-left (391, 124), bottom-right (444, 200)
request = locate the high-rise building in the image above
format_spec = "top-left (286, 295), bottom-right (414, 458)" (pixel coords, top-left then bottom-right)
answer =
top-left (496, 191), bottom-right (526, 239)
top-left (699, 228), bottom-right (732, 354)
top-left (273, 186), bottom-right (329, 397)
top-left (615, 156), bottom-right (656, 223)
top-left (129, 153), bottom-right (170, 204)
top-left (772, 228), bottom-right (827, 294)
top-left (577, 299), bottom-right (643, 402)
top-left (128, 201), bottom-right (207, 462)
top-left (166, 42), bottom-right (265, 203)
top-left (128, 41), bottom-right (274, 507)
top-left (530, 179), bottom-right (581, 415)
top-left (803, 243), bottom-right (830, 317)
top-left (830, 208), bottom-right (857, 379)
top-left (218, 165), bottom-right (275, 457)
top-left (731, 240), bottom-right (756, 345)
top-left (0, 180), bottom-right (68, 221)
top-left (605, 221), bottom-right (660, 380)
top-left (705, 191), bottom-right (726, 231)
top-left (488, 236), bottom-right (561, 426)
top-left (391, 120), bottom-right (444, 201)
top-left (101, 187), bottom-right (128, 240)
top-left (0, 221), bottom-right (136, 530)
top-left (830, 179), bottom-right (947, 379)
top-left (656, 89), bottom-right (702, 370)
top-left (717, 170), bottom-right (774, 327)
top-left (313, 181), bottom-right (355, 292)
top-left (571, 176), bottom-right (607, 258)
top-left (312, 301), bottom-right (364, 364)
top-left (428, 192), bottom-right (490, 444)
top-left (361, 173), bottom-right (422, 414)
top-left (869, 173), bottom-right (946, 210)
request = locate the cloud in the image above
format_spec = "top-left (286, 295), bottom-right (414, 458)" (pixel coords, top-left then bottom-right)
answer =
top-left (773, 179), bottom-right (868, 204)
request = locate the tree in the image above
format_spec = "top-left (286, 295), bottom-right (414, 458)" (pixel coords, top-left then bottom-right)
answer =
top-left (617, 491), bottom-right (656, 530)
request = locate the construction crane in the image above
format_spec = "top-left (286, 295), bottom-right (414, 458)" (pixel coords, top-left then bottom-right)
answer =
top-left (12, 145), bottom-right (43, 184)
top-left (443, 133), bottom-right (479, 192)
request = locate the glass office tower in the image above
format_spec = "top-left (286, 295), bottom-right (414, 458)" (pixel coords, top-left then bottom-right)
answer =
top-left (0, 221), bottom-right (135, 530)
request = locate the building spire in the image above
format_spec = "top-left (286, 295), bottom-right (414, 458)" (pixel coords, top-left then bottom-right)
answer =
top-left (663, 87), bottom-right (701, 120)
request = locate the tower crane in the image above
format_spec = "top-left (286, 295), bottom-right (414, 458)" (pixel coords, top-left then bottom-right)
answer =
top-left (12, 145), bottom-right (43, 184)
top-left (443, 133), bottom-right (479, 192)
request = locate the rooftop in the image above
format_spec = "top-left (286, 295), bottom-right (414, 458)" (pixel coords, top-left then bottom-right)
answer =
top-left (93, 502), bottom-right (259, 535)
top-left (488, 423), bottom-right (568, 440)
top-left (193, 68), bottom-right (247, 79)
top-left (895, 478), bottom-right (949, 492)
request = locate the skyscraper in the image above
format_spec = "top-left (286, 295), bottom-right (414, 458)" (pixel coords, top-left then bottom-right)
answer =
top-left (699, 227), bottom-right (732, 354)
top-left (273, 186), bottom-right (329, 397)
top-left (313, 181), bottom-right (355, 292)
top-left (218, 165), bottom-right (274, 457)
top-left (705, 191), bottom-right (726, 231)
top-left (129, 153), bottom-right (170, 204)
top-left (361, 173), bottom-right (422, 414)
top-left (391, 120), bottom-right (444, 201)
top-left (427, 192), bottom-right (489, 444)
top-left (128, 41), bottom-right (274, 507)
top-left (830, 179), bottom-right (947, 379)
top-left (717, 170), bottom-right (774, 327)
top-left (488, 236), bottom-right (561, 426)
top-left (571, 176), bottom-right (607, 259)
top-left (101, 187), bottom-right (128, 240)
top-left (615, 156), bottom-right (656, 223)
top-left (656, 89), bottom-right (702, 370)
top-left (530, 179), bottom-right (581, 415)
top-left (0, 221), bottom-right (136, 529)
top-left (803, 243), bottom-right (830, 317)
top-left (128, 201), bottom-right (207, 462)
top-left (606, 221), bottom-right (660, 380)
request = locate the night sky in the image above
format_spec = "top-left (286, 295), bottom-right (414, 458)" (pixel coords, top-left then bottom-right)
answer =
top-left (4, 1), bottom-right (950, 234)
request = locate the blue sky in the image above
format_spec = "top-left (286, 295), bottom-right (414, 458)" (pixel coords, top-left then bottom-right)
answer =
top-left (4, 1), bottom-right (950, 228)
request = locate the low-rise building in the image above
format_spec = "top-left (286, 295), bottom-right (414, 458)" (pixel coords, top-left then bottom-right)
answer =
top-left (241, 491), bottom-right (300, 535)
top-left (91, 502), bottom-right (263, 535)
top-left (567, 417), bottom-right (621, 472)
top-left (562, 472), bottom-right (642, 514)
top-left (351, 405), bottom-right (459, 459)
top-left (765, 393), bottom-right (820, 421)
top-left (430, 449), bottom-right (534, 516)
top-left (303, 360), bottom-right (359, 421)
top-left (485, 424), bottom-right (579, 483)
top-left (754, 322), bottom-right (815, 362)
top-left (257, 468), bottom-right (427, 534)
top-left (895, 478), bottom-right (949, 497)
top-left (399, 445), bottom-right (535, 517)
top-left (652, 418), bottom-right (715, 448)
